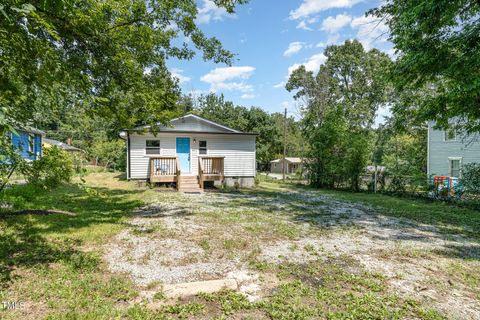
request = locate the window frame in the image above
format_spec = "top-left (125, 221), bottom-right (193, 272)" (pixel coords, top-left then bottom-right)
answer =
top-left (145, 139), bottom-right (161, 155)
top-left (199, 140), bottom-right (207, 155)
top-left (28, 133), bottom-right (35, 153)
top-left (448, 157), bottom-right (462, 178)
top-left (444, 129), bottom-right (457, 142)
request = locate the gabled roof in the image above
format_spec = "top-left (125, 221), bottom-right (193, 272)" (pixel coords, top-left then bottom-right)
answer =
top-left (19, 126), bottom-right (46, 136)
top-left (171, 114), bottom-right (241, 133)
top-left (123, 114), bottom-right (255, 135)
top-left (43, 138), bottom-right (84, 152)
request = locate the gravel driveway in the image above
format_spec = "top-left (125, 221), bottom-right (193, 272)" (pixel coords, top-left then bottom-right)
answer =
top-left (104, 185), bottom-right (480, 319)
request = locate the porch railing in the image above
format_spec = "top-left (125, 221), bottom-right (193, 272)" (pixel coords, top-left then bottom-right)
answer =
top-left (149, 157), bottom-right (181, 186)
top-left (198, 156), bottom-right (224, 188)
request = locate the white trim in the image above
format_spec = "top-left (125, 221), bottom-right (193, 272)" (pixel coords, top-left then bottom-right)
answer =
top-left (448, 157), bottom-right (463, 177)
top-left (144, 139), bottom-right (161, 156)
top-left (427, 123), bottom-right (430, 176)
top-left (198, 139), bottom-right (208, 155)
top-left (126, 135), bottom-right (130, 179)
top-left (178, 114), bottom-right (241, 133)
top-left (443, 129), bottom-right (457, 142)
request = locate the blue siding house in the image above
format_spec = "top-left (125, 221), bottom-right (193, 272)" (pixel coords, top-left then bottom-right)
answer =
top-left (10, 127), bottom-right (45, 161)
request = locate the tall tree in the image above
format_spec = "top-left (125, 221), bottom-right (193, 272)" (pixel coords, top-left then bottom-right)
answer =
top-left (287, 40), bottom-right (391, 190)
top-left (0, 0), bottom-right (247, 134)
top-left (371, 0), bottom-right (480, 133)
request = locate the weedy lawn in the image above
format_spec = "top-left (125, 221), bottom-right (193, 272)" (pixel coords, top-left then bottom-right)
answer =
top-left (0, 172), bottom-right (479, 319)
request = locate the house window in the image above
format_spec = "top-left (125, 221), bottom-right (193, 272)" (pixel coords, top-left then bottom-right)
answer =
top-left (444, 129), bottom-right (457, 142)
top-left (28, 134), bottom-right (35, 153)
top-left (449, 158), bottom-right (462, 177)
top-left (146, 140), bottom-right (160, 155)
top-left (199, 140), bottom-right (207, 155)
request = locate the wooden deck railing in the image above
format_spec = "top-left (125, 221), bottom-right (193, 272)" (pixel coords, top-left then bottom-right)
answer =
top-left (149, 157), bottom-right (180, 183)
top-left (198, 156), bottom-right (224, 188)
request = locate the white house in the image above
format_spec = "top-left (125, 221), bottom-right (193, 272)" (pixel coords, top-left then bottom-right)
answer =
top-left (427, 121), bottom-right (480, 177)
top-left (270, 157), bottom-right (304, 174)
top-left (120, 114), bottom-right (256, 192)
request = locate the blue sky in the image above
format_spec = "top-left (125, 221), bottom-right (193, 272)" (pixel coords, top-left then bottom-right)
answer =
top-left (168, 0), bottom-right (393, 122)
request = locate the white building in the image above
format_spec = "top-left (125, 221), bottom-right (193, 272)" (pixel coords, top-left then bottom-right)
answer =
top-left (120, 114), bottom-right (256, 191)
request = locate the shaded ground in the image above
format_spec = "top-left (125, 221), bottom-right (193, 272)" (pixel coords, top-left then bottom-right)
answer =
top-left (1, 173), bottom-right (479, 319)
top-left (105, 182), bottom-right (480, 319)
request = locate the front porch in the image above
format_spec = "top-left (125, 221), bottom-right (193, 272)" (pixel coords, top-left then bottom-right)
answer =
top-left (149, 156), bottom-right (224, 191)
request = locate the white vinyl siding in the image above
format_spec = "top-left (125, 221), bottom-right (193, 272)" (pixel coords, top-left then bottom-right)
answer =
top-left (129, 133), bottom-right (255, 179)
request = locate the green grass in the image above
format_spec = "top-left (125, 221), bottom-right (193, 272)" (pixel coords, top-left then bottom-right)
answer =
top-left (198, 257), bottom-right (446, 320)
top-left (0, 173), bottom-right (150, 319)
top-left (0, 173), bottom-right (474, 319)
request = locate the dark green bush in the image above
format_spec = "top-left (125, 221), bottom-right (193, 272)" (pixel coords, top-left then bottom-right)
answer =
top-left (22, 146), bottom-right (73, 188)
top-left (463, 163), bottom-right (480, 193)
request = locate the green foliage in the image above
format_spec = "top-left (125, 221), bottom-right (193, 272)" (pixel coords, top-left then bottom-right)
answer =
top-left (462, 163), bottom-right (480, 193)
top-left (374, 123), bottom-right (428, 192)
top-left (193, 93), bottom-right (304, 169)
top-left (287, 40), bottom-right (391, 190)
top-left (91, 138), bottom-right (126, 171)
top-left (370, 1), bottom-right (480, 133)
top-left (0, 0), bottom-right (247, 141)
top-left (21, 146), bottom-right (73, 188)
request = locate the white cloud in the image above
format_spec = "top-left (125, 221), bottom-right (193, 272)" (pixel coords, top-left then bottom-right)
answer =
top-left (289, 0), bottom-right (363, 20)
top-left (283, 42), bottom-right (304, 57)
top-left (200, 66), bottom-right (255, 93)
top-left (241, 93), bottom-right (256, 99)
top-left (296, 20), bottom-right (313, 31)
top-left (201, 66), bottom-right (255, 83)
top-left (296, 16), bottom-right (320, 31)
top-left (351, 15), bottom-right (389, 49)
top-left (196, 0), bottom-right (232, 24)
top-left (273, 81), bottom-right (286, 89)
top-left (316, 42), bottom-right (326, 48)
top-left (321, 14), bottom-right (352, 33)
top-left (170, 68), bottom-right (191, 84)
top-left (214, 82), bottom-right (253, 92)
top-left (288, 53), bottom-right (326, 75)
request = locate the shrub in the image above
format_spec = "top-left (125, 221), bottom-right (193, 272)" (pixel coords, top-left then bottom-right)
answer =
top-left (22, 146), bottom-right (73, 188)
top-left (462, 163), bottom-right (480, 193)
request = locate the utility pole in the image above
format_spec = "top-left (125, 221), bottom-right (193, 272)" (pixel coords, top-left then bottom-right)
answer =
top-left (283, 107), bottom-right (287, 182)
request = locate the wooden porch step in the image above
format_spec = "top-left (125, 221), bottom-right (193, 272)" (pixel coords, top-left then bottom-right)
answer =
top-left (178, 176), bottom-right (202, 193)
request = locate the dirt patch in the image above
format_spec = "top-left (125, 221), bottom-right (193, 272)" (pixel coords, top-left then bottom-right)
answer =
top-left (104, 188), bottom-right (480, 319)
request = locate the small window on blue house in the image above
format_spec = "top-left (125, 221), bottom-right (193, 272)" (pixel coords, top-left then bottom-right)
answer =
top-left (199, 141), bottom-right (207, 155)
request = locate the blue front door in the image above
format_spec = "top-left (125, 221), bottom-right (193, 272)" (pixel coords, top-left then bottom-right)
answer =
top-left (176, 137), bottom-right (190, 173)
